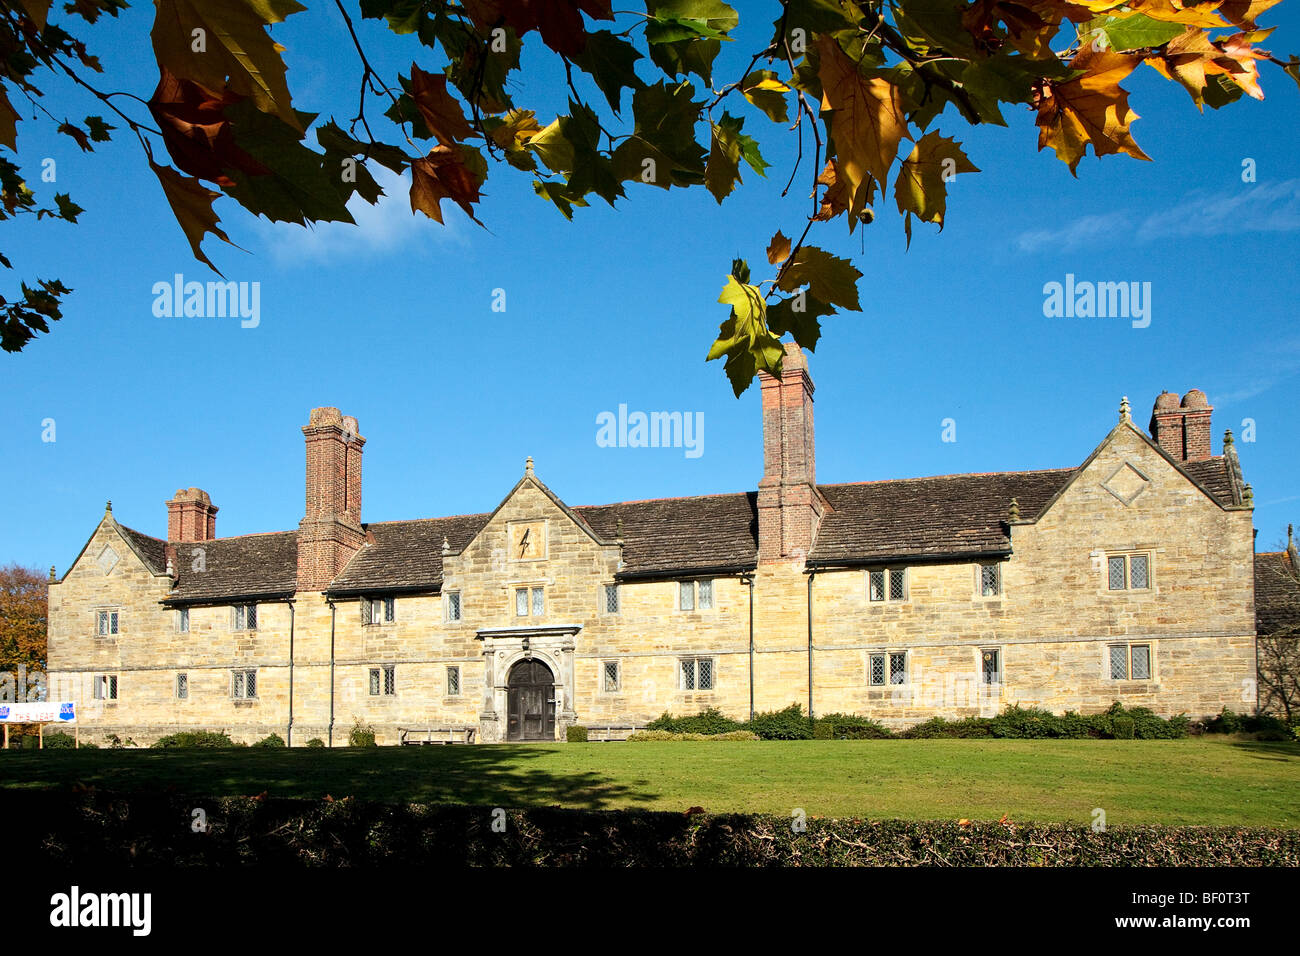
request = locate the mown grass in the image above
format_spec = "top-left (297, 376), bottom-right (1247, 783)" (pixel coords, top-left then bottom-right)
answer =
top-left (1, 737), bottom-right (1297, 825)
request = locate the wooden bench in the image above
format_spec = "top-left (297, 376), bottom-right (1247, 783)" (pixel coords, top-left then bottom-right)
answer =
top-left (399, 726), bottom-right (476, 746)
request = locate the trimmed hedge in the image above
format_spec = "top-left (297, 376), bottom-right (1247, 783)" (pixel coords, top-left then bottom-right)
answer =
top-left (11, 788), bottom-right (1298, 866)
top-left (566, 726), bottom-right (588, 743)
top-left (152, 731), bottom-right (241, 749)
top-left (628, 730), bottom-right (759, 741)
top-left (1201, 708), bottom-right (1297, 741)
top-left (639, 702), bottom-right (1191, 741)
top-left (251, 733), bottom-right (286, 749)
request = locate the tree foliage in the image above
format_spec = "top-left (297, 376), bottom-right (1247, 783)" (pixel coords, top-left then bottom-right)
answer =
top-left (1, 0), bottom-right (1295, 393)
top-left (0, 563), bottom-right (48, 676)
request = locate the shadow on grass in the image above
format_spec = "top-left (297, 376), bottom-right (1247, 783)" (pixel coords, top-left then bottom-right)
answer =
top-left (1226, 740), bottom-right (1300, 762)
top-left (0, 745), bottom-right (656, 810)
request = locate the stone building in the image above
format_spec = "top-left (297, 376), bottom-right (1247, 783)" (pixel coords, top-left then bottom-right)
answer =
top-left (47, 345), bottom-right (1270, 744)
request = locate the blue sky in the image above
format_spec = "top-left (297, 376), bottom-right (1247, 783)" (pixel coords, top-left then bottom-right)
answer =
top-left (4, 2), bottom-right (1300, 572)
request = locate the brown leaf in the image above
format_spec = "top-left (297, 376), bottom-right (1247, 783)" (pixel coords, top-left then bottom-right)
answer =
top-left (16, 0), bottom-right (51, 30)
top-left (410, 146), bottom-right (484, 225)
top-left (816, 34), bottom-right (909, 213)
top-left (410, 64), bottom-right (474, 147)
top-left (149, 161), bottom-right (236, 274)
top-left (468, 0), bottom-right (613, 57)
top-left (766, 230), bottom-right (792, 265)
top-left (0, 87), bottom-right (19, 151)
top-left (148, 68), bottom-right (267, 187)
top-left (1035, 48), bottom-right (1150, 174)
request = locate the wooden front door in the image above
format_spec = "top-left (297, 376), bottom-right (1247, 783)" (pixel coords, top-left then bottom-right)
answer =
top-left (506, 659), bottom-right (556, 741)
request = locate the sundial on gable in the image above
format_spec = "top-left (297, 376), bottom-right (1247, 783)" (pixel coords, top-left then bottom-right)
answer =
top-left (1101, 462), bottom-right (1150, 507)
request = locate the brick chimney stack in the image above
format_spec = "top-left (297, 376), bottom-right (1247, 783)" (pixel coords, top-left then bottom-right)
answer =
top-left (1149, 389), bottom-right (1213, 463)
top-left (298, 407), bottom-right (366, 591)
top-left (166, 488), bottom-right (217, 542)
top-left (758, 342), bottom-right (826, 563)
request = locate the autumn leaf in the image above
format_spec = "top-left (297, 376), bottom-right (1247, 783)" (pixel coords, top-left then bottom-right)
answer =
top-left (816, 33), bottom-right (910, 213)
top-left (1123, 0), bottom-right (1228, 29)
top-left (148, 68), bottom-right (266, 188)
top-left (741, 69), bottom-right (790, 123)
top-left (409, 64), bottom-right (474, 147)
top-left (1218, 0), bottom-right (1283, 27)
top-left (15, 0), bottom-right (51, 30)
top-left (0, 88), bottom-right (18, 151)
top-left (151, 0), bottom-right (306, 131)
top-left (767, 290), bottom-right (833, 352)
top-left (766, 230), bottom-right (791, 265)
top-left (410, 145), bottom-right (485, 225)
top-left (488, 0), bottom-right (614, 57)
top-left (149, 161), bottom-right (236, 274)
top-left (894, 131), bottom-right (979, 247)
top-left (1035, 47), bottom-right (1151, 174)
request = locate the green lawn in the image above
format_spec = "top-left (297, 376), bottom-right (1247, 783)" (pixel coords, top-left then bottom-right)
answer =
top-left (1, 737), bottom-right (1297, 826)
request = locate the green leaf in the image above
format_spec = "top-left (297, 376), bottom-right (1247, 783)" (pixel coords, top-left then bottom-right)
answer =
top-left (613, 80), bottom-right (707, 187)
top-left (315, 121), bottom-right (410, 174)
top-left (84, 115), bottom-right (114, 142)
top-left (705, 112), bottom-right (768, 203)
top-left (708, 269), bottom-right (784, 397)
top-left (223, 101), bottom-right (353, 226)
top-left (644, 0), bottom-right (739, 42)
top-left (766, 290), bottom-right (833, 352)
top-left (359, 0), bottom-right (424, 33)
top-left (1078, 14), bottom-right (1185, 53)
top-left (647, 36), bottom-right (723, 84)
top-left (532, 179), bottom-right (590, 220)
top-left (1203, 73), bottom-right (1246, 109)
top-left (570, 30), bottom-right (644, 113)
top-left (53, 192), bottom-right (84, 222)
top-left (775, 245), bottom-right (862, 311)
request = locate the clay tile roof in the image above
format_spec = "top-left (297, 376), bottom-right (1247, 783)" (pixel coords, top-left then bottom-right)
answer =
top-left (575, 493), bottom-right (759, 576)
top-left (810, 469), bottom-right (1077, 565)
top-left (145, 454), bottom-right (1242, 600)
top-left (166, 532), bottom-right (299, 604)
top-left (1181, 456), bottom-right (1234, 504)
top-left (328, 514), bottom-right (491, 594)
top-left (1255, 552), bottom-right (1300, 636)
top-left (115, 524), bottom-right (168, 575)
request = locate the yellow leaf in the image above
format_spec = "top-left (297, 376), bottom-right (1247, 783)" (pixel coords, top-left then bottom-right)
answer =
top-left (151, 0), bottom-right (305, 131)
top-left (491, 109), bottom-right (542, 150)
top-left (1126, 0), bottom-right (1229, 28)
top-left (150, 161), bottom-right (235, 275)
top-left (816, 34), bottom-right (910, 215)
top-left (749, 77), bottom-right (790, 93)
top-left (1036, 48), bottom-right (1150, 175)
top-left (894, 131), bottom-right (979, 246)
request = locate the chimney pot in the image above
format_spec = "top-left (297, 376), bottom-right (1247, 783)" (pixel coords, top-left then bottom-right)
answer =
top-left (166, 487), bottom-right (218, 543)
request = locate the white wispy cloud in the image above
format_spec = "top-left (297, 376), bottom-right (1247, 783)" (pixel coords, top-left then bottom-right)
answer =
top-left (1015, 212), bottom-right (1132, 253)
top-left (1210, 338), bottom-right (1300, 406)
top-left (248, 165), bottom-right (466, 267)
top-left (1014, 179), bottom-right (1300, 252)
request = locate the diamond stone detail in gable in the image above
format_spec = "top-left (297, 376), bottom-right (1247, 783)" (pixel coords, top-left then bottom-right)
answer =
top-left (96, 545), bottom-right (119, 575)
top-left (1102, 462), bottom-right (1150, 506)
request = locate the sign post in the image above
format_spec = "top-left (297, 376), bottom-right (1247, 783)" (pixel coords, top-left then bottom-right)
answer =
top-left (0, 702), bottom-right (77, 749)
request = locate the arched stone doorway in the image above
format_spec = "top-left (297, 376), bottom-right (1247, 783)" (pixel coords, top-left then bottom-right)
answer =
top-left (506, 658), bottom-right (556, 741)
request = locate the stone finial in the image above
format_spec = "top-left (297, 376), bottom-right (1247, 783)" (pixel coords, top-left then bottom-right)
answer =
top-left (1223, 428), bottom-right (1235, 447)
top-left (525, 456), bottom-right (534, 477)
top-left (1118, 396), bottom-right (1131, 423)
top-left (105, 499), bottom-right (113, 514)
top-left (166, 556), bottom-right (175, 577)
top-left (1243, 483), bottom-right (1254, 506)
top-left (1009, 497), bottom-right (1021, 522)
top-left (441, 536), bottom-right (451, 556)
top-left (48, 565), bottom-right (56, 583)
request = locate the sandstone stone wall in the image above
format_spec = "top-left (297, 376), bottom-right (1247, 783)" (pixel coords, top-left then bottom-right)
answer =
top-left (45, 425), bottom-right (1257, 745)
